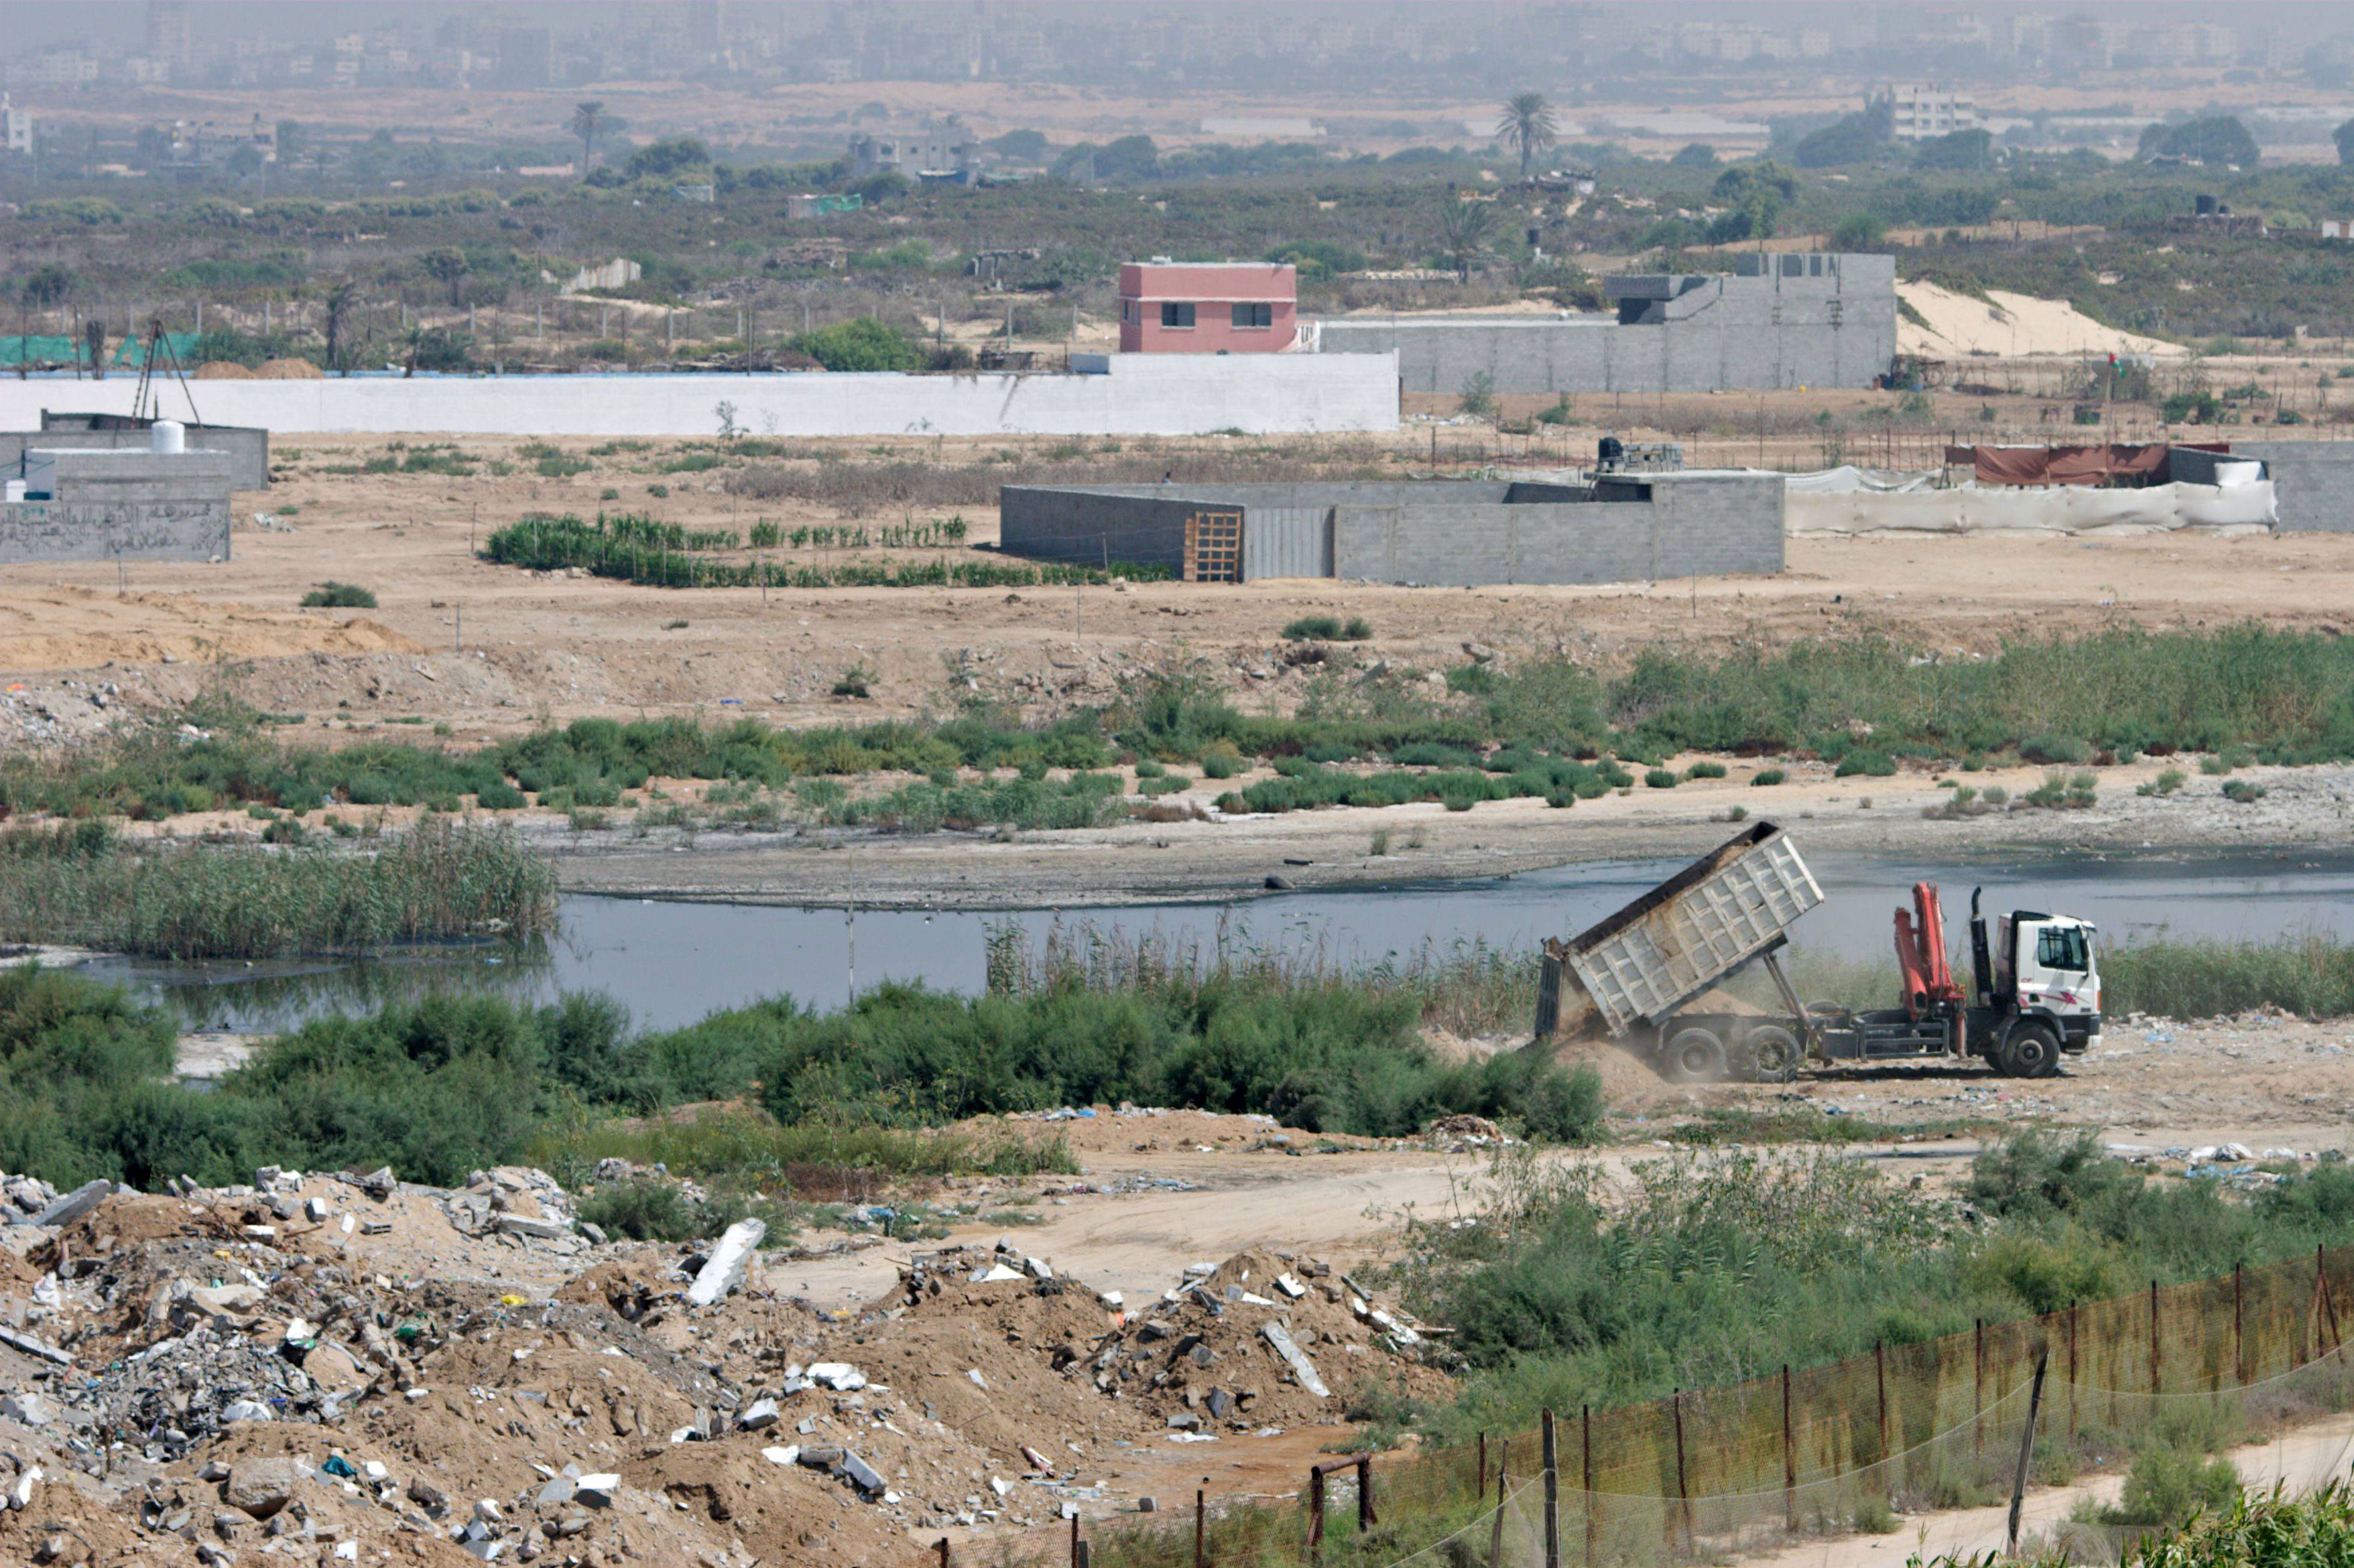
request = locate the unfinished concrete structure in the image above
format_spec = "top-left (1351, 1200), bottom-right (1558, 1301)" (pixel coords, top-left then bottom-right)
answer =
top-left (0, 411), bottom-right (270, 491)
top-left (998, 474), bottom-right (1785, 586)
top-left (0, 426), bottom-right (234, 564)
top-left (2173, 442), bottom-right (2354, 533)
top-left (1315, 253), bottom-right (1898, 394)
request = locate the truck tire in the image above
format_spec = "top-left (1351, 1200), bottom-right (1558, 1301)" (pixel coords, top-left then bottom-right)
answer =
top-left (1663, 1027), bottom-right (1730, 1084)
top-left (1998, 1023), bottom-right (2062, 1079)
top-left (1739, 1025), bottom-right (1802, 1084)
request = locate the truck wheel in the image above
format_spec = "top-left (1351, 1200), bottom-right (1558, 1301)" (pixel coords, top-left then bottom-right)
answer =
top-left (1740, 1025), bottom-right (1802, 1084)
top-left (1999, 1023), bottom-right (2062, 1079)
top-left (1663, 1027), bottom-right (1730, 1084)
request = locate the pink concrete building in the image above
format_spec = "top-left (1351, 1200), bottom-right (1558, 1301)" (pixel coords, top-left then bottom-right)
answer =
top-left (1117, 261), bottom-right (1297, 352)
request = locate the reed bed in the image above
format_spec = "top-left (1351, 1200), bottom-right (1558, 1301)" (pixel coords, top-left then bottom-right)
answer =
top-left (0, 820), bottom-right (556, 960)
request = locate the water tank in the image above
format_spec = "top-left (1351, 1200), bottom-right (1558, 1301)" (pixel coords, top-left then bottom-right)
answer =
top-left (151, 419), bottom-right (186, 455)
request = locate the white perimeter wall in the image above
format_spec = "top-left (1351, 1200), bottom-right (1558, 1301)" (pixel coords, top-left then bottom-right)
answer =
top-left (0, 353), bottom-right (1398, 439)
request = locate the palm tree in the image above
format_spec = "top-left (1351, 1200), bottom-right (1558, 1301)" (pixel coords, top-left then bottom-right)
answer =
top-left (1496, 92), bottom-right (1559, 184)
top-left (569, 101), bottom-right (612, 170)
top-left (1435, 194), bottom-right (1501, 283)
top-left (322, 279), bottom-right (357, 375)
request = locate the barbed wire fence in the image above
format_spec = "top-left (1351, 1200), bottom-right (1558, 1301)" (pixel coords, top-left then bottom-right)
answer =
top-left (988, 1245), bottom-right (2354, 1568)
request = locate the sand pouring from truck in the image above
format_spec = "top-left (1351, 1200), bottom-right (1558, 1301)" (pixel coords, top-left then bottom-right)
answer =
top-left (1532, 822), bottom-right (2103, 1082)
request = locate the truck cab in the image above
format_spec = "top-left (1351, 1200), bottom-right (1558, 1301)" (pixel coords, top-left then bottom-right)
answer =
top-left (1985, 907), bottom-right (2103, 1061)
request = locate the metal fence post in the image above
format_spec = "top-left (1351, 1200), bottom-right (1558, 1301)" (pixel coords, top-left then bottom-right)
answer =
top-left (1357, 1456), bottom-right (1375, 1532)
top-left (1782, 1366), bottom-right (1796, 1531)
top-left (1306, 1466), bottom-right (1324, 1567)
top-left (2234, 1263), bottom-right (2246, 1385)
top-left (1542, 1408), bottom-right (1560, 1568)
top-left (1489, 1461), bottom-right (1508, 1568)
top-left (2006, 1349), bottom-right (2051, 1557)
top-left (1196, 1489), bottom-right (1206, 1568)
top-left (2150, 1279), bottom-right (2162, 1398)
top-left (1582, 1405), bottom-right (1595, 1567)
top-left (1874, 1340), bottom-right (1890, 1477)
top-left (1672, 1388), bottom-right (1692, 1551)
top-left (1973, 1319), bottom-right (1985, 1462)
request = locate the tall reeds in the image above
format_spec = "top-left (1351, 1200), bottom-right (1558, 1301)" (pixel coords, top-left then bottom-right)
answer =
top-left (0, 820), bottom-right (556, 960)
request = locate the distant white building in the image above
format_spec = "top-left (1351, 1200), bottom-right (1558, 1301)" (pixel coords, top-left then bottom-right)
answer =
top-left (849, 129), bottom-right (976, 178)
top-left (1872, 82), bottom-right (1979, 143)
top-left (0, 95), bottom-right (30, 156)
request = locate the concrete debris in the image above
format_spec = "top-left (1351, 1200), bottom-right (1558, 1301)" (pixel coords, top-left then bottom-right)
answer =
top-left (0, 1150), bottom-right (1437, 1566)
top-left (1259, 1323), bottom-right (1330, 1399)
top-left (686, 1218), bottom-right (766, 1306)
top-left (30, 1179), bottom-right (113, 1229)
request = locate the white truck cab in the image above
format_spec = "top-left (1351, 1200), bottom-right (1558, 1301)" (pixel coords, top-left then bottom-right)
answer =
top-left (1994, 911), bottom-right (2103, 1057)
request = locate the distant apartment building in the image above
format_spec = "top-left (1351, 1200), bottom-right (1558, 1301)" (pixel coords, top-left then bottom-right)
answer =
top-left (1117, 262), bottom-right (1298, 354)
top-left (1872, 83), bottom-right (1979, 142)
top-left (147, 0), bottom-right (192, 73)
top-left (0, 96), bottom-right (30, 157)
top-left (848, 130), bottom-right (977, 179)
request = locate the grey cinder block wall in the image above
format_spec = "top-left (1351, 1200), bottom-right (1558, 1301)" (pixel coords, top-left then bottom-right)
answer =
top-left (999, 474), bottom-right (1784, 587)
top-left (13, 413), bottom-right (273, 491)
top-left (2207, 442), bottom-right (2354, 533)
top-left (1316, 253), bottom-right (1898, 395)
top-left (0, 448), bottom-right (237, 563)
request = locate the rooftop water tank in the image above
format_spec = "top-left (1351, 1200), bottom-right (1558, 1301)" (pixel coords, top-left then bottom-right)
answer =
top-left (151, 419), bottom-right (186, 455)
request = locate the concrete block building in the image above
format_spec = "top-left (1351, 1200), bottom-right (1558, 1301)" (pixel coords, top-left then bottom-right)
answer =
top-left (1118, 262), bottom-right (1299, 354)
top-left (1, 411), bottom-right (269, 491)
top-left (999, 472), bottom-right (1784, 587)
top-left (1315, 253), bottom-right (1897, 395)
top-left (0, 423), bottom-right (234, 563)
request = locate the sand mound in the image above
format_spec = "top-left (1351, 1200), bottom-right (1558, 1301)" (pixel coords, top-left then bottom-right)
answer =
top-left (1898, 281), bottom-right (2184, 360)
top-left (192, 360), bottom-right (259, 379)
top-left (256, 356), bottom-right (324, 379)
top-left (0, 586), bottom-right (426, 673)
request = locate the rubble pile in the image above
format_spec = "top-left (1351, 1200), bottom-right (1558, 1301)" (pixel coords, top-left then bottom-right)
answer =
top-left (0, 1162), bottom-right (1446, 1566)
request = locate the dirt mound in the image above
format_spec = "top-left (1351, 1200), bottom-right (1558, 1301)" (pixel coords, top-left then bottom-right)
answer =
top-left (1897, 280), bottom-right (2184, 360)
top-left (255, 357), bottom-right (324, 379)
top-left (0, 586), bottom-right (427, 673)
top-left (981, 1105), bottom-right (1368, 1157)
top-left (192, 360), bottom-right (258, 379)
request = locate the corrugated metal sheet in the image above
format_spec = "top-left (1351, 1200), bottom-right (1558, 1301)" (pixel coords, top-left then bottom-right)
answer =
top-left (1241, 506), bottom-right (1333, 580)
top-left (1566, 832), bottom-right (1823, 1033)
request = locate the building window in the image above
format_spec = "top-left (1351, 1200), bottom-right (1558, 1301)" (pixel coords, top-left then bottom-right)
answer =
top-left (1231, 302), bottom-right (1273, 328)
top-left (1160, 302), bottom-right (1196, 328)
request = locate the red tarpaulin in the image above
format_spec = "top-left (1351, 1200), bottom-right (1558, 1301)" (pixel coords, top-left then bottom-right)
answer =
top-left (1948, 443), bottom-right (2225, 487)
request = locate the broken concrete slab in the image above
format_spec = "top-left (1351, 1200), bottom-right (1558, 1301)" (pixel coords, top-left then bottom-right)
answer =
top-left (2, 1391), bottom-right (54, 1427)
top-left (1259, 1323), bottom-right (1329, 1399)
top-left (30, 1179), bottom-right (111, 1229)
top-left (737, 1398), bottom-right (780, 1430)
top-left (493, 1214), bottom-right (570, 1240)
top-left (807, 1363), bottom-right (866, 1392)
top-left (839, 1451), bottom-right (886, 1494)
top-left (572, 1475), bottom-right (619, 1508)
top-left (685, 1219), bottom-right (765, 1307)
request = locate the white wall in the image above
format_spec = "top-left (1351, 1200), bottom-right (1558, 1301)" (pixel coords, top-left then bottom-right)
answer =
top-left (0, 353), bottom-right (1398, 438)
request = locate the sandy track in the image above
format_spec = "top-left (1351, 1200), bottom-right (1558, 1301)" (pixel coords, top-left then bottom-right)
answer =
top-left (1739, 1414), bottom-right (2354, 1568)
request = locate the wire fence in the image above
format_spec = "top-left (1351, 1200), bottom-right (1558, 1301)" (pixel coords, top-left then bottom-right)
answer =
top-left (1021, 1246), bottom-right (2354, 1568)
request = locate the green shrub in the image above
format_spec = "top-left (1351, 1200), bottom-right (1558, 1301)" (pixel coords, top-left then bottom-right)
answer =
top-left (1752, 768), bottom-right (1786, 786)
top-left (1283, 615), bottom-right (1343, 641)
top-left (1684, 761), bottom-right (1727, 779)
top-left (2104, 1446), bottom-right (2241, 1528)
top-left (1836, 750), bottom-right (1896, 777)
top-left (788, 316), bottom-right (922, 373)
top-left (301, 582), bottom-right (377, 609)
top-left (1644, 768), bottom-right (1678, 789)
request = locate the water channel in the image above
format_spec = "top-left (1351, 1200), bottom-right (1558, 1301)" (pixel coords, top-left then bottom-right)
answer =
top-left (70, 846), bottom-right (2354, 1035)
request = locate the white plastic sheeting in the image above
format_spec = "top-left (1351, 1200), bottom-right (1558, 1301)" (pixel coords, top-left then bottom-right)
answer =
top-left (1785, 472), bottom-right (2276, 537)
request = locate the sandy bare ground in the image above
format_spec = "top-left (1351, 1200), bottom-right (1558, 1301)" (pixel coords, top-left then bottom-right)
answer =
top-left (1733, 1413), bottom-right (2354, 1568)
top-left (774, 1009), bottom-right (2354, 1321)
top-left (6, 430), bottom-right (2354, 896)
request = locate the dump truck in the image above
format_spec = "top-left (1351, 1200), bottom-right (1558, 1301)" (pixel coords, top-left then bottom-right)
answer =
top-left (1532, 821), bottom-right (2103, 1082)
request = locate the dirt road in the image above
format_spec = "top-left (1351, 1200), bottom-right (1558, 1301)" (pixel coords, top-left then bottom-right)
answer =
top-left (1739, 1413), bottom-right (2354, 1568)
